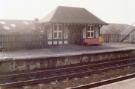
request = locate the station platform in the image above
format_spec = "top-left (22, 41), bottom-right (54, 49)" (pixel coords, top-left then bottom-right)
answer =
top-left (91, 77), bottom-right (135, 89)
top-left (0, 43), bottom-right (134, 61)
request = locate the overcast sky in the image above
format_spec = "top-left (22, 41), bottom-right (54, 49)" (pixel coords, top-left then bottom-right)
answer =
top-left (0, 0), bottom-right (135, 24)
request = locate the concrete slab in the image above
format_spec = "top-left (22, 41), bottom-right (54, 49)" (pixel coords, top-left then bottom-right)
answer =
top-left (103, 43), bottom-right (135, 48)
top-left (91, 77), bottom-right (135, 89)
top-left (0, 44), bottom-right (134, 61)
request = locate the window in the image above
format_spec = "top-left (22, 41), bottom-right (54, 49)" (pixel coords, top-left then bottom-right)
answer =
top-left (87, 25), bottom-right (94, 38)
top-left (83, 27), bottom-right (86, 39)
top-left (53, 25), bottom-right (62, 39)
top-left (64, 40), bottom-right (68, 44)
top-left (95, 27), bottom-right (99, 38)
top-left (48, 41), bottom-right (52, 45)
top-left (47, 24), bottom-right (69, 45)
top-left (64, 27), bottom-right (68, 39)
top-left (47, 27), bottom-right (52, 39)
top-left (53, 32), bottom-right (57, 38)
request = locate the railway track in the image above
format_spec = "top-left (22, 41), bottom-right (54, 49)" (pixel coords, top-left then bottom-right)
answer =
top-left (0, 57), bottom-right (135, 87)
top-left (67, 73), bottom-right (135, 89)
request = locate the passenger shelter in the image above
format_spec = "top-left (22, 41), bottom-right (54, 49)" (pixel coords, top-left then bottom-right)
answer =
top-left (40, 6), bottom-right (107, 46)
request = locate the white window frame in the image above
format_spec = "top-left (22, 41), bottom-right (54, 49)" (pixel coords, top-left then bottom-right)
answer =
top-left (47, 26), bottom-right (52, 40)
top-left (83, 27), bottom-right (86, 39)
top-left (64, 27), bottom-right (68, 39)
top-left (47, 24), bottom-right (69, 45)
top-left (95, 27), bottom-right (99, 38)
top-left (53, 25), bottom-right (62, 39)
top-left (87, 25), bottom-right (94, 38)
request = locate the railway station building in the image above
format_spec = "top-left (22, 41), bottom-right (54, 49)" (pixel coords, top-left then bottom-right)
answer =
top-left (40, 6), bottom-right (107, 46)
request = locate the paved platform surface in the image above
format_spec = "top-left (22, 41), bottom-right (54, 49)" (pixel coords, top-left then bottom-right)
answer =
top-left (0, 43), bottom-right (134, 61)
top-left (103, 43), bottom-right (135, 48)
top-left (91, 77), bottom-right (135, 89)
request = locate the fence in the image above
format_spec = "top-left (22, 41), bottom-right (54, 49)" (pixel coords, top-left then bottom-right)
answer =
top-left (101, 34), bottom-right (135, 43)
top-left (0, 33), bottom-right (46, 51)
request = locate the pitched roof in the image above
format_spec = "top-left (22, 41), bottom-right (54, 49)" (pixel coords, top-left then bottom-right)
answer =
top-left (101, 23), bottom-right (135, 35)
top-left (0, 19), bottom-right (38, 34)
top-left (40, 6), bottom-right (107, 24)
